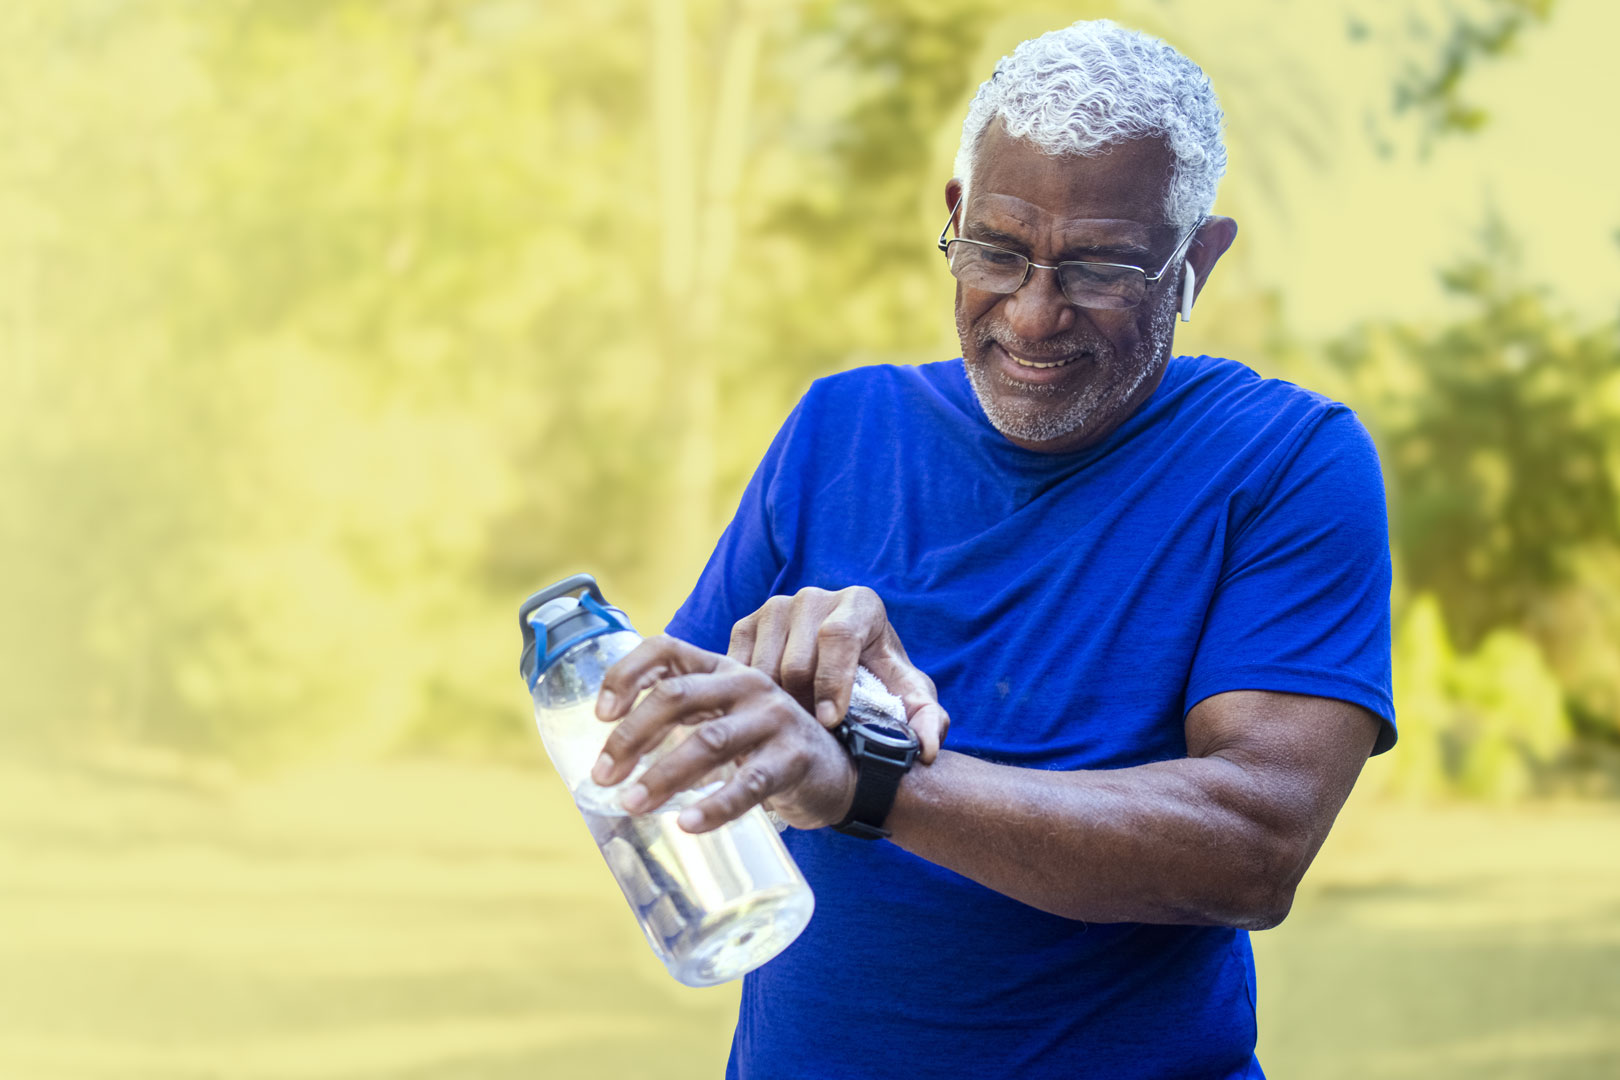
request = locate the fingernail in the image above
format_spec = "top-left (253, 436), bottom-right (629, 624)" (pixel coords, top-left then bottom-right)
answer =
top-left (591, 753), bottom-right (614, 784)
top-left (620, 783), bottom-right (649, 813)
top-left (677, 807), bottom-right (704, 831)
top-left (817, 701), bottom-right (838, 727)
top-left (596, 690), bottom-right (617, 719)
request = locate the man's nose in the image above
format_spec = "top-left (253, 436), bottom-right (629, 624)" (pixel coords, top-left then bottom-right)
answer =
top-left (1002, 264), bottom-right (1077, 341)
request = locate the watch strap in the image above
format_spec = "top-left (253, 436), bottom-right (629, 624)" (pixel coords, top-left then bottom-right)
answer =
top-left (831, 743), bottom-right (910, 840)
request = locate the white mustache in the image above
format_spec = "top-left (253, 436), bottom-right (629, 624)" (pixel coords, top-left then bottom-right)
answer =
top-left (975, 326), bottom-right (1104, 361)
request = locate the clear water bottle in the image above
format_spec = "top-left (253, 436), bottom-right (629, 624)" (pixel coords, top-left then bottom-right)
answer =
top-left (518, 574), bottom-right (815, 987)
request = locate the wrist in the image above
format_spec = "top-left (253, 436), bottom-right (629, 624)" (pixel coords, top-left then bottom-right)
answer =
top-left (829, 711), bottom-right (920, 839)
top-left (832, 753), bottom-right (858, 828)
top-left (878, 750), bottom-right (939, 840)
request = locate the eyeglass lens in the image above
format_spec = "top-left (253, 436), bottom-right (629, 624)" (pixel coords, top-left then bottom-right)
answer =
top-left (945, 241), bottom-right (1145, 310)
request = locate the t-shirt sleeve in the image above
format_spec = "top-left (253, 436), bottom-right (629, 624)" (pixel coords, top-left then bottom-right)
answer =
top-left (1184, 407), bottom-right (1397, 754)
top-left (663, 400), bottom-right (805, 655)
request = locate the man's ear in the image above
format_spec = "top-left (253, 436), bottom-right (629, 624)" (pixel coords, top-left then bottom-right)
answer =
top-left (945, 179), bottom-right (964, 225)
top-left (1186, 216), bottom-right (1237, 305)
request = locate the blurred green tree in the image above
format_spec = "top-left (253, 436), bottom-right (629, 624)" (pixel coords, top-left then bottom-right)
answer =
top-left (1334, 218), bottom-right (1620, 755)
top-left (1350, 0), bottom-right (1557, 152)
top-left (2, 0), bottom-right (1611, 789)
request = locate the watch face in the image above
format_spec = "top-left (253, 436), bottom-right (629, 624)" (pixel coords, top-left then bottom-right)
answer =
top-left (850, 717), bottom-right (919, 750)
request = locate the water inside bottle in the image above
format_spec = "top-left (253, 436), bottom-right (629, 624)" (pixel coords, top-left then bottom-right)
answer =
top-left (575, 780), bottom-right (815, 987)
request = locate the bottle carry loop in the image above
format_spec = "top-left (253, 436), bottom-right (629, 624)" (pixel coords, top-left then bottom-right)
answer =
top-left (525, 591), bottom-right (632, 692)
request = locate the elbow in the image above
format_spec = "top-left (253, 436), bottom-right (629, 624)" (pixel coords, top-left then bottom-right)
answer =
top-left (1233, 884), bottom-right (1295, 931)
top-left (1219, 831), bottom-right (1307, 931)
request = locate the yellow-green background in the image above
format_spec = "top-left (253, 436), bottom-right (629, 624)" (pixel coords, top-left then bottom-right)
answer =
top-left (2, 1), bottom-right (1617, 1077)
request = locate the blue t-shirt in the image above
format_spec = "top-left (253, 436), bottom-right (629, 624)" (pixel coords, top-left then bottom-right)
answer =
top-left (666, 355), bottom-right (1395, 1080)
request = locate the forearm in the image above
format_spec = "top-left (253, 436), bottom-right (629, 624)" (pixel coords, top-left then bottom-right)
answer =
top-left (884, 749), bottom-right (1321, 929)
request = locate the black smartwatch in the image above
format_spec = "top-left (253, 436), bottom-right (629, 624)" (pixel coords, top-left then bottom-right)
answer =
top-left (830, 703), bottom-right (921, 840)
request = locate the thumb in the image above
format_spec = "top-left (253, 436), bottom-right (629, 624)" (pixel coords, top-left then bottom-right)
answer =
top-left (865, 655), bottom-right (950, 765)
top-left (902, 701), bottom-right (950, 765)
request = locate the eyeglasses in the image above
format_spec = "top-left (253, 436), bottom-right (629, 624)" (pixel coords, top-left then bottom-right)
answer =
top-left (936, 199), bottom-right (1205, 310)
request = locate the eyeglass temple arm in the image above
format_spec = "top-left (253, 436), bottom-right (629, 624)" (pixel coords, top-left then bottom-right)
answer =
top-left (937, 197), bottom-right (964, 253)
top-left (1145, 216), bottom-right (1208, 283)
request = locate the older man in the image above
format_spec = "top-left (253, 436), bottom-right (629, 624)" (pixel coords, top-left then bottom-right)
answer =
top-left (591, 20), bottom-right (1394, 1080)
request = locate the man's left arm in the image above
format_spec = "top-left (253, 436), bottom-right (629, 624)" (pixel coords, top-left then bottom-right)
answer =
top-left (883, 689), bottom-right (1378, 928)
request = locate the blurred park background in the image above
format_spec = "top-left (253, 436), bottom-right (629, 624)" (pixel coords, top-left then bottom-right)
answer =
top-left (2, 0), bottom-right (1618, 1076)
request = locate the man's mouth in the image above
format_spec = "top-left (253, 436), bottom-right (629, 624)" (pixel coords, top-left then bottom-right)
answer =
top-left (1010, 354), bottom-right (1076, 369)
top-left (988, 341), bottom-right (1088, 381)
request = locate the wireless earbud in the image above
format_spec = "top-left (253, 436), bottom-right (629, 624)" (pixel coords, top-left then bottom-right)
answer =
top-left (1179, 261), bottom-right (1197, 323)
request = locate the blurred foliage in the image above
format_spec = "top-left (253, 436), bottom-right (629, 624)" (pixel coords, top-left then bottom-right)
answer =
top-left (0, 0), bottom-right (1612, 802)
top-left (1333, 217), bottom-right (1620, 641)
top-left (1351, 0), bottom-right (1557, 152)
top-left (1386, 594), bottom-right (1573, 801)
top-left (1332, 218), bottom-right (1620, 790)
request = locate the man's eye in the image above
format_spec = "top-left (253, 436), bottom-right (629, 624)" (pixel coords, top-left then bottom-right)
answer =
top-left (977, 247), bottom-right (1024, 266)
top-left (1065, 261), bottom-right (1136, 284)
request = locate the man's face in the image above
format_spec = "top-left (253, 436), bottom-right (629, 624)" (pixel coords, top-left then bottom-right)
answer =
top-left (952, 122), bottom-right (1184, 453)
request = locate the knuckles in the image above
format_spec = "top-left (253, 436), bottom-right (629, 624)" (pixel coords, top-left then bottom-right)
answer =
top-left (694, 721), bottom-right (733, 754)
top-left (599, 726), bottom-right (634, 759)
top-left (848, 584), bottom-right (882, 610)
top-left (648, 675), bottom-right (690, 705)
top-left (791, 586), bottom-right (831, 608)
top-left (779, 658), bottom-right (815, 691)
top-left (816, 620), bottom-right (860, 646)
top-left (736, 665), bottom-right (777, 696)
top-left (735, 764), bottom-right (774, 799)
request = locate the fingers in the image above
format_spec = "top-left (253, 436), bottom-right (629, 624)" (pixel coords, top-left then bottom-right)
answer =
top-left (867, 652), bottom-right (950, 764)
top-left (907, 702), bottom-right (951, 765)
top-left (620, 705), bottom-right (781, 814)
top-left (726, 612), bottom-right (758, 665)
top-left (810, 628), bottom-right (861, 731)
top-left (810, 586), bottom-right (887, 731)
top-left (675, 742), bottom-right (813, 834)
top-left (721, 586), bottom-right (943, 758)
top-left (596, 634), bottom-right (723, 722)
top-left (593, 665), bottom-right (767, 787)
top-left (734, 590), bottom-right (842, 705)
top-left (776, 614), bottom-right (826, 712)
top-left (740, 594), bottom-right (796, 681)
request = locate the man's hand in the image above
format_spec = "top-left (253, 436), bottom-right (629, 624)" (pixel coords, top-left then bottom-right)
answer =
top-left (727, 586), bottom-right (950, 763)
top-left (590, 634), bottom-right (856, 834)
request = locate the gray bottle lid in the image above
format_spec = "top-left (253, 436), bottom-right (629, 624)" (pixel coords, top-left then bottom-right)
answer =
top-left (518, 573), bottom-right (635, 688)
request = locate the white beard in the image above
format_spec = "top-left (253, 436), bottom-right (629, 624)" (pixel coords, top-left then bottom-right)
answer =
top-left (961, 288), bottom-right (1179, 447)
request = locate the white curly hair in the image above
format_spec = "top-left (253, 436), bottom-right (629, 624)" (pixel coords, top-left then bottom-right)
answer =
top-left (954, 20), bottom-right (1226, 228)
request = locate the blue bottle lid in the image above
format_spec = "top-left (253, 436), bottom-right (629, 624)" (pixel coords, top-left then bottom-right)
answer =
top-left (518, 574), bottom-right (636, 690)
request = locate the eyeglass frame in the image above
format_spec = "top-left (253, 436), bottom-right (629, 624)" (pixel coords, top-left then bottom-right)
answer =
top-left (936, 198), bottom-right (1207, 310)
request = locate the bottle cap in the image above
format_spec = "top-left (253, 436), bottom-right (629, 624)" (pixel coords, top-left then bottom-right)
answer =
top-left (518, 574), bottom-right (636, 689)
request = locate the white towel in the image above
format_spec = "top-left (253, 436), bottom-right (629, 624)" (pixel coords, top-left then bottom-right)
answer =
top-left (848, 664), bottom-right (907, 726)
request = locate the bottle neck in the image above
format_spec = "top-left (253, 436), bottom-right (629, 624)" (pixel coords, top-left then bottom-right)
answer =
top-left (532, 630), bottom-right (643, 709)
top-left (530, 629), bottom-right (643, 794)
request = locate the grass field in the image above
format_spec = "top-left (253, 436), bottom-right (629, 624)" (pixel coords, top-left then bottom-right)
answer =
top-left (2, 757), bottom-right (1617, 1079)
